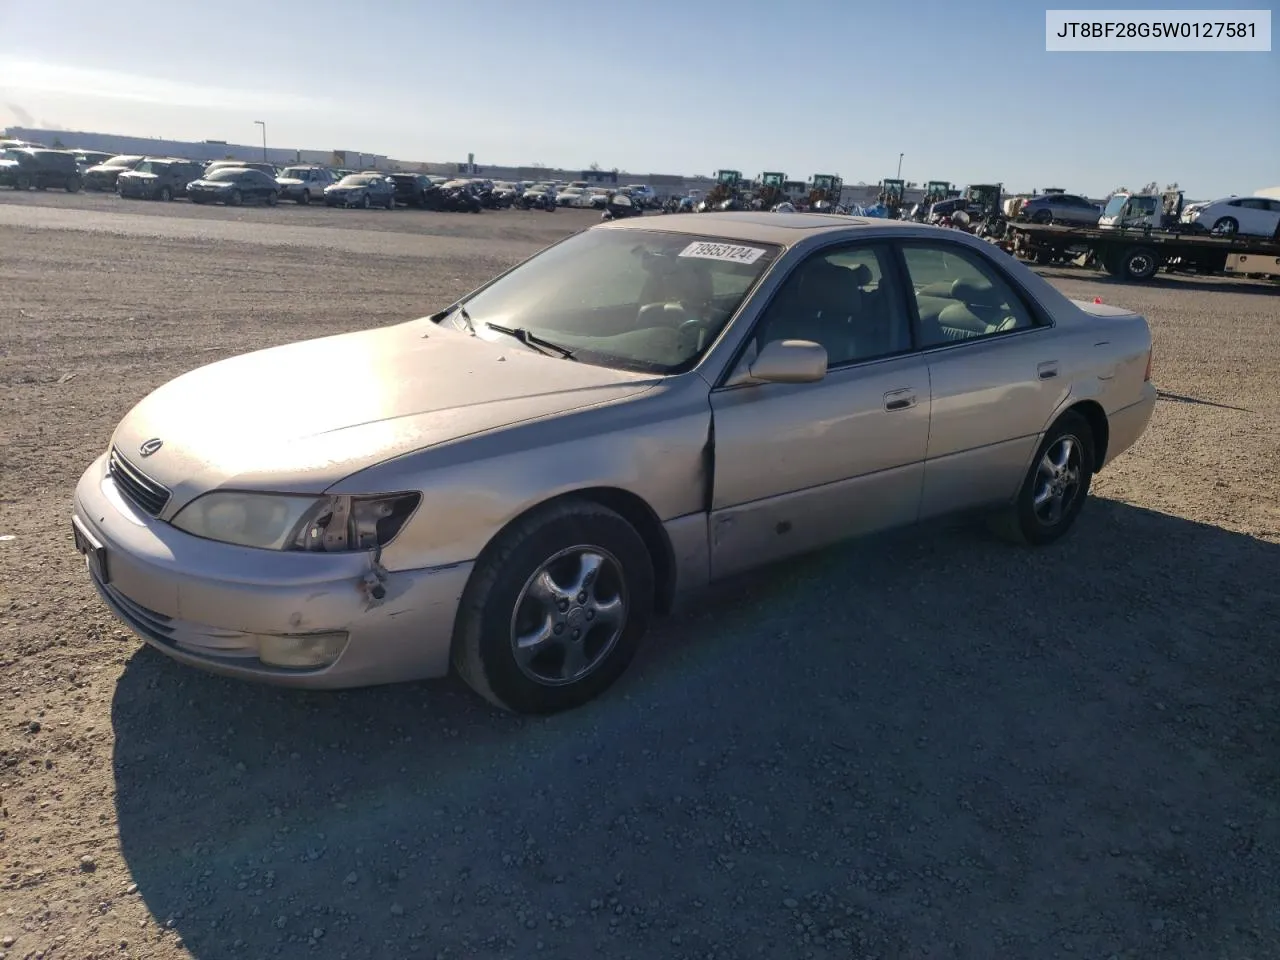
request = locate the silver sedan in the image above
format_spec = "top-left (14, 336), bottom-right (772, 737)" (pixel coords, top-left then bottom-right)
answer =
top-left (72, 214), bottom-right (1157, 713)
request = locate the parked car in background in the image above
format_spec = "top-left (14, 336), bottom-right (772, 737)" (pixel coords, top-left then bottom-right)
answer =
top-left (202, 160), bottom-right (278, 178)
top-left (82, 155), bottom-right (145, 191)
top-left (116, 158), bottom-right (204, 201)
top-left (73, 150), bottom-right (114, 172)
top-left (324, 173), bottom-right (396, 209)
top-left (556, 186), bottom-right (587, 207)
top-left (490, 181), bottom-right (521, 205)
top-left (1180, 196), bottom-right (1280, 237)
top-left (186, 167), bottom-right (281, 206)
top-left (625, 184), bottom-right (657, 208)
top-left (388, 173), bottom-right (434, 207)
top-left (276, 165), bottom-right (336, 204)
top-left (1018, 193), bottom-right (1102, 226)
top-left (0, 148), bottom-right (82, 192)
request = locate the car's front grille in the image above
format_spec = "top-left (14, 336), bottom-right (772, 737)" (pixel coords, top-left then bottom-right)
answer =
top-left (108, 446), bottom-right (171, 517)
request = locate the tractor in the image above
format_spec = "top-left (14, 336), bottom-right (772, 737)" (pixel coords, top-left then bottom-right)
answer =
top-left (878, 178), bottom-right (906, 218)
top-left (808, 174), bottom-right (843, 211)
top-left (704, 169), bottom-right (745, 210)
top-left (962, 183), bottom-right (1004, 221)
top-left (754, 172), bottom-right (787, 210)
top-left (924, 181), bottom-right (954, 204)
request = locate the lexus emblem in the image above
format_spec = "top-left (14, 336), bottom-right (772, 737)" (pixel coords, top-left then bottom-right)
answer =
top-left (138, 438), bottom-right (163, 458)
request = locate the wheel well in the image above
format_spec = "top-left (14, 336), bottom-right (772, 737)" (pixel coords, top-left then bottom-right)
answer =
top-left (1065, 400), bottom-right (1109, 469)
top-left (491, 488), bottom-right (677, 615)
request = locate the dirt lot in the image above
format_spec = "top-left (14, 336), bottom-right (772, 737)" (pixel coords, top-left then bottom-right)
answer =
top-left (1, 191), bottom-right (1278, 960)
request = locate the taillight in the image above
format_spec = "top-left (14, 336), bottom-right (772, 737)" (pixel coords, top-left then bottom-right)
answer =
top-left (1143, 348), bottom-right (1153, 382)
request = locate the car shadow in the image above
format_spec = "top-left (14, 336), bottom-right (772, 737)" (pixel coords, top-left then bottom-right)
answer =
top-left (112, 499), bottom-right (1280, 958)
top-left (1157, 390), bottom-right (1251, 412)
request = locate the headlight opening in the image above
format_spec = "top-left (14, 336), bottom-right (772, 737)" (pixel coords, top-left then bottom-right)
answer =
top-left (290, 493), bottom-right (420, 552)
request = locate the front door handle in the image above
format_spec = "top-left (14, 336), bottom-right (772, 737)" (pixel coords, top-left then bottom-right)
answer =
top-left (1037, 361), bottom-right (1059, 380)
top-left (884, 388), bottom-right (917, 411)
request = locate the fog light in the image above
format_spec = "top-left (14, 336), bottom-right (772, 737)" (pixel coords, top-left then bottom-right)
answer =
top-left (257, 632), bottom-right (349, 669)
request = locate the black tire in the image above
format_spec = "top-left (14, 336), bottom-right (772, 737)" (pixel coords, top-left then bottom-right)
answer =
top-left (989, 410), bottom-right (1094, 546)
top-left (14, 174), bottom-right (30, 191)
top-left (1118, 246), bottom-right (1158, 281)
top-left (227, 189), bottom-right (242, 207)
top-left (66, 176), bottom-right (82, 194)
top-left (1212, 216), bottom-right (1238, 235)
top-left (298, 190), bottom-right (310, 205)
top-left (159, 186), bottom-right (172, 202)
top-left (385, 195), bottom-right (395, 210)
top-left (266, 191), bottom-right (278, 207)
top-left (451, 500), bottom-right (655, 714)
top-left (361, 194), bottom-right (370, 209)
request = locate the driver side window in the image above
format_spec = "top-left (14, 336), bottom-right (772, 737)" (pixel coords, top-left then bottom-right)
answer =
top-left (752, 243), bottom-right (910, 366)
top-left (900, 243), bottom-right (1037, 348)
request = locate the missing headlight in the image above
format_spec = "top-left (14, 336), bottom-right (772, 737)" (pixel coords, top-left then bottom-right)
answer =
top-left (289, 494), bottom-right (419, 553)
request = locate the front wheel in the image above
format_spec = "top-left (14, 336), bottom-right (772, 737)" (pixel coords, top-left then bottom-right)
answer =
top-left (360, 194), bottom-right (370, 209)
top-left (989, 411), bottom-right (1094, 546)
top-left (451, 500), bottom-right (655, 714)
top-left (1212, 216), bottom-right (1238, 235)
top-left (159, 186), bottom-right (172, 202)
top-left (266, 191), bottom-right (278, 207)
top-left (226, 189), bottom-right (242, 206)
top-left (385, 195), bottom-right (395, 210)
top-left (66, 176), bottom-right (82, 194)
top-left (298, 190), bottom-right (310, 205)
top-left (1119, 246), bottom-right (1159, 281)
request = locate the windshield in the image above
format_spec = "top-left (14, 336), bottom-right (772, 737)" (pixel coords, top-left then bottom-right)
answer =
top-left (133, 160), bottom-right (169, 174)
top-left (445, 229), bottom-right (781, 374)
top-left (206, 168), bottom-right (244, 182)
top-left (560, 188), bottom-right (583, 195)
top-left (1103, 195), bottom-right (1128, 216)
top-left (340, 175), bottom-right (381, 186)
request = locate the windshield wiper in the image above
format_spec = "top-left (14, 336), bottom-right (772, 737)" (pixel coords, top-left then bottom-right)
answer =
top-left (483, 322), bottom-right (577, 360)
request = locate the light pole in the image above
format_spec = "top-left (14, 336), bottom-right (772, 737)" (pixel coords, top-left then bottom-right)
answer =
top-left (254, 120), bottom-right (266, 163)
top-left (896, 152), bottom-right (904, 179)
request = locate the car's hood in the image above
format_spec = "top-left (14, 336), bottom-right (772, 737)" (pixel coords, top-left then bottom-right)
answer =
top-left (326, 184), bottom-right (360, 191)
top-left (110, 319), bottom-right (656, 510)
top-left (118, 171), bottom-right (156, 179)
top-left (189, 179), bottom-right (230, 188)
top-left (85, 164), bottom-right (123, 174)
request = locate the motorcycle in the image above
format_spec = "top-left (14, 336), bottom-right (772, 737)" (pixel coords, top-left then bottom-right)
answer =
top-left (441, 187), bottom-right (482, 213)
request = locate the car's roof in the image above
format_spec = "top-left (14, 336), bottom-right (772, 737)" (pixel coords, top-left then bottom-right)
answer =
top-left (599, 211), bottom-right (929, 245)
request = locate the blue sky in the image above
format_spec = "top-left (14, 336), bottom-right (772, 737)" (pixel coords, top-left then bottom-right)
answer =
top-left (0, 0), bottom-right (1275, 197)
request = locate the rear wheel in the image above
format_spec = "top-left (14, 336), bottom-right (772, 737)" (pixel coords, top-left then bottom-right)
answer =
top-left (452, 500), bottom-right (655, 714)
top-left (989, 411), bottom-right (1094, 546)
top-left (65, 176), bottom-right (82, 194)
top-left (159, 186), bottom-right (172, 202)
top-left (385, 194), bottom-right (395, 209)
top-left (1118, 246), bottom-right (1158, 281)
top-left (1212, 216), bottom-right (1238, 235)
top-left (266, 191), bottom-right (278, 207)
top-left (227, 189), bottom-right (242, 207)
top-left (299, 190), bottom-right (310, 205)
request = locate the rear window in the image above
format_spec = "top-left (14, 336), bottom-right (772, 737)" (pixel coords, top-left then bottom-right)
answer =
top-left (206, 168), bottom-right (246, 182)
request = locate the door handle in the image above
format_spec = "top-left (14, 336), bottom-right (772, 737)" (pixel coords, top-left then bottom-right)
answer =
top-left (884, 388), bottom-right (916, 411)
top-left (1037, 361), bottom-right (1059, 380)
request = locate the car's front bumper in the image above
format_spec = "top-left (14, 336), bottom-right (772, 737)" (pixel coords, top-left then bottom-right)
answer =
top-left (72, 453), bottom-right (473, 689)
top-left (118, 180), bottom-right (159, 198)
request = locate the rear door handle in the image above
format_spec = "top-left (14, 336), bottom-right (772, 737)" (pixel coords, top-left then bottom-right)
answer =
top-left (1037, 361), bottom-right (1059, 380)
top-left (884, 388), bottom-right (917, 411)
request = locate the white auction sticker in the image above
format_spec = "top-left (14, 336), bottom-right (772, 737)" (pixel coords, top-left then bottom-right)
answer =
top-left (679, 241), bottom-right (766, 265)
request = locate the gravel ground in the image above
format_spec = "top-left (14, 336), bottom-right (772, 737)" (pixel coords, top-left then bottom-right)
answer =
top-left (1, 192), bottom-right (1278, 960)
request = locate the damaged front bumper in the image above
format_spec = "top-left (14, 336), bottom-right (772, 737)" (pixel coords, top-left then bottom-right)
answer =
top-left (71, 453), bottom-right (473, 689)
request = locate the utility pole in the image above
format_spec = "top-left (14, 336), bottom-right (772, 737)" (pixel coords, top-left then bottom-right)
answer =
top-left (896, 153), bottom-right (904, 179)
top-left (254, 120), bottom-right (266, 163)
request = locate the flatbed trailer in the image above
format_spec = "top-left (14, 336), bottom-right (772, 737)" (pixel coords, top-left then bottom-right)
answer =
top-left (1006, 222), bottom-right (1280, 283)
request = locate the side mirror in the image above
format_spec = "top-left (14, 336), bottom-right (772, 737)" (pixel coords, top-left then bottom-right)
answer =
top-left (748, 339), bottom-right (827, 384)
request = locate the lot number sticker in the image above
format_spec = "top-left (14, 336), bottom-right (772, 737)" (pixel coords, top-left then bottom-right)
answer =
top-left (679, 241), bottom-right (767, 265)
